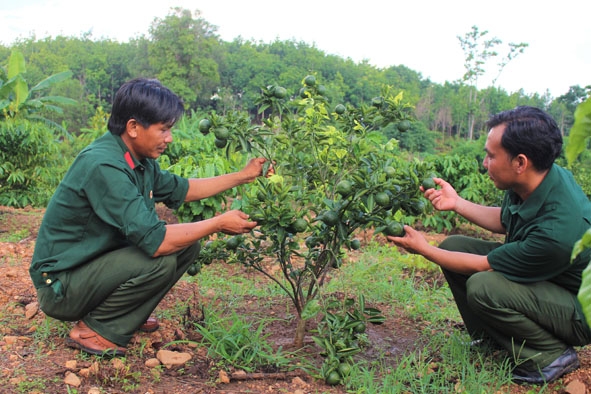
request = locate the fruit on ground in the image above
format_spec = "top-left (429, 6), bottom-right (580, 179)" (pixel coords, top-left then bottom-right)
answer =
top-left (186, 263), bottom-right (201, 276)
top-left (353, 322), bottom-right (366, 333)
top-left (350, 239), bottom-right (361, 250)
top-left (198, 118), bottom-right (212, 134)
top-left (325, 370), bottom-right (341, 385)
top-left (422, 177), bottom-right (436, 190)
top-left (338, 363), bottom-right (352, 376)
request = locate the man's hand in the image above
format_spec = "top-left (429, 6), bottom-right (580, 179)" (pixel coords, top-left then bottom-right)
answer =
top-left (421, 178), bottom-right (459, 212)
top-left (240, 158), bottom-right (274, 183)
top-left (217, 210), bottom-right (257, 235)
top-left (386, 226), bottom-right (430, 255)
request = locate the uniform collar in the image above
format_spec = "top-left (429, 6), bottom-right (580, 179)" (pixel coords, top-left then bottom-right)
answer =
top-left (110, 132), bottom-right (144, 170)
top-left (506, 164), bottom-right (558, 221)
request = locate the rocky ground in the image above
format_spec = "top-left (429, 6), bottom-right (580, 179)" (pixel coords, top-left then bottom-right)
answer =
top-left (1, 205), bottom-right (591, 393)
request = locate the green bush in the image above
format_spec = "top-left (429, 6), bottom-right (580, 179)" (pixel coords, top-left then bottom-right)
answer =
top-left (0, 119), bottom-right (63, 207)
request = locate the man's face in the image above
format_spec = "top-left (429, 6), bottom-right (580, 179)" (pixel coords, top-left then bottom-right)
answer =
top-left (483, 124), bottom-right (515, 190)
top-left (130, 121), bottom-right (173, 160)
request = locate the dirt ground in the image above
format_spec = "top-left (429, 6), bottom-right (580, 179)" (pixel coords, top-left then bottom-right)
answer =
top-left (1, 205), bottom-right (591, 394)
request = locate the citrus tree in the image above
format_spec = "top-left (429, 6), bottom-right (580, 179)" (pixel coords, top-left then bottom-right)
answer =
top-left (186, 76), bottom-right (434, 355)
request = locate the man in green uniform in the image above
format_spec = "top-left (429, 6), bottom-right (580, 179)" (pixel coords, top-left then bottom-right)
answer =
top-left (387, 106), bottom-right (591, 384)
top-left (30, 78), bottom-right (271, 356)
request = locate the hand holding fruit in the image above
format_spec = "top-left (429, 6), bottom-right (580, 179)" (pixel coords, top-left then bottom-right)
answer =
top-left (422, 178), bottom-right (459, 212)
top-left (217, 210), bottom-right (257, 235)
top-left (386, 226), bottom-right (429, 255)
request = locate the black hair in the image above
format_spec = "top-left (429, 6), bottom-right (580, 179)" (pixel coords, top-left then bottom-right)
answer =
top-left (486, 106), bottom-right (562, 171)
top-left (107, 78), bottom-right (185, 136)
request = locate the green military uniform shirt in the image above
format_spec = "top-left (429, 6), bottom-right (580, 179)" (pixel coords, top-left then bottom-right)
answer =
top-left (30, 132), bottom-right (189, 289)
top-left (488, 164), bottom-right (591, 293)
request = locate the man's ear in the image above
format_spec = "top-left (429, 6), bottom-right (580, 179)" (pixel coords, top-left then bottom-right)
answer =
top-left (513, 154), bottom-right (528, 174)
top-left (126, 119), bottom-right (139, 138)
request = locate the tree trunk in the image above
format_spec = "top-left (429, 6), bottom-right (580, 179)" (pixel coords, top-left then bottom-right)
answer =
top-left (293, 317), bottom-right (307, 348)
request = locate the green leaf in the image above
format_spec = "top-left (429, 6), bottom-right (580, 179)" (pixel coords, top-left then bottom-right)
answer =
top-left (301, 299), bottom-right (321, 320)
top-left (566, 97), bottom-right (591, 166)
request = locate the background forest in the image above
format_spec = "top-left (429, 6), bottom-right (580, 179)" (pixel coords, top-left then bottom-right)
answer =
top-left (1, 7), bottom-right (590, 209)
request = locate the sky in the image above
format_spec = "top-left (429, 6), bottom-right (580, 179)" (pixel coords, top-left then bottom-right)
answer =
top-left (1, 0), bottom-right (589, 98)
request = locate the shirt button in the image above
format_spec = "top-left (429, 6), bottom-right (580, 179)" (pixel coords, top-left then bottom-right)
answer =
top-left (45, 279), bottom-right (52, 284)
top-left (42, 272), bottom-right (48, 277)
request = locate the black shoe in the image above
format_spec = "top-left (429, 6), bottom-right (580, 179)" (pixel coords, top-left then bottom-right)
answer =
top-left (512, 347), bottom-right (580, 385)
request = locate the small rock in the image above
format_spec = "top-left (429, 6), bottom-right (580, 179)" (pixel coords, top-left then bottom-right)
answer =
top-left (111, 358), bottom-right (125, 370)
top-left (65, 360), bottom-right (77, 370)
top-left (145, 358), bottom-right (161, 368)
top-left (156, 349), bottom-right (192, 367)
top-left (87, 387), bottom-right (101, 394)
top-left (565, 379), bottom-right (586, 394)
top-left (25, 302), bottom-right (39, 319)
top-left (64, 371), bottom-right (81, 387)
top-left (218, 370), bottom-right (230, 384)
top-left (292, 376), bottom-right (308, 387)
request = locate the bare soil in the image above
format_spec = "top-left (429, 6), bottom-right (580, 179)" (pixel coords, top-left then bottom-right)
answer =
top-left (1, 205), bottom-right (590, 393)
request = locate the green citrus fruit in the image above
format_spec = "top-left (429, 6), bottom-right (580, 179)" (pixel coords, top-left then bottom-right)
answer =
top-left (336, 180), bottom-right (353, 197)
top-left (338, 363), bottom-right (352, 376)
top-left (198, 118), bottom-right (212, 134)
top-left (226, 236), bottom-right (241, 250)
top-left (422, 178), bottom-right (436, 190)
top-left (214, 138), bottom-right (227, 149)
top-left (250, 213), bottom-right (265, 225)
top-left (384, 166), bottom-right (396, 179)
top-left (291, 218), bottom-right (308, 233)
top-left (334, 104), bottom-right (346, 115)
top-left (187, 263), bottom-right (201, 276)
top-left (353, 322), bottom-right (366, 334)
top-left (350, 239), bottom-right (361, 250)
top-left (375, 192), bottom-right (391, 207)
top-left (384, 221), bottom-right (405, 237)
top-left (299, 87), bottom-right (309, 98)
top-left (213, 127), bottom-right (230, 140)
top-left (317, 84), bottom-right (327, 95)
top-left (325, 370), bottom-right (341, 386)
top-left (305, 236), bottom-right (320, 248)
top-left (273, 86), bottom-right (287, 99)
top-left (319, 211), bottom-right (339, 226)
top-left (397, 120), bottom-right (411, 132)
top-left (304, 75), bottom-right (316, 86)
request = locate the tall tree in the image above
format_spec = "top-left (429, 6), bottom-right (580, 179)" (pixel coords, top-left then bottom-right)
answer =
top-left (148, 8), bottom-right (223, 110)
top-left (458, 26), bottom-right (527, 139)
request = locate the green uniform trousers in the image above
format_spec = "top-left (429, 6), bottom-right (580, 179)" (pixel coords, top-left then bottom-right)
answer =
top-left (439, 235), bottom-right (591, 369)
top-left (37, 242), bottom-right (200, 346)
